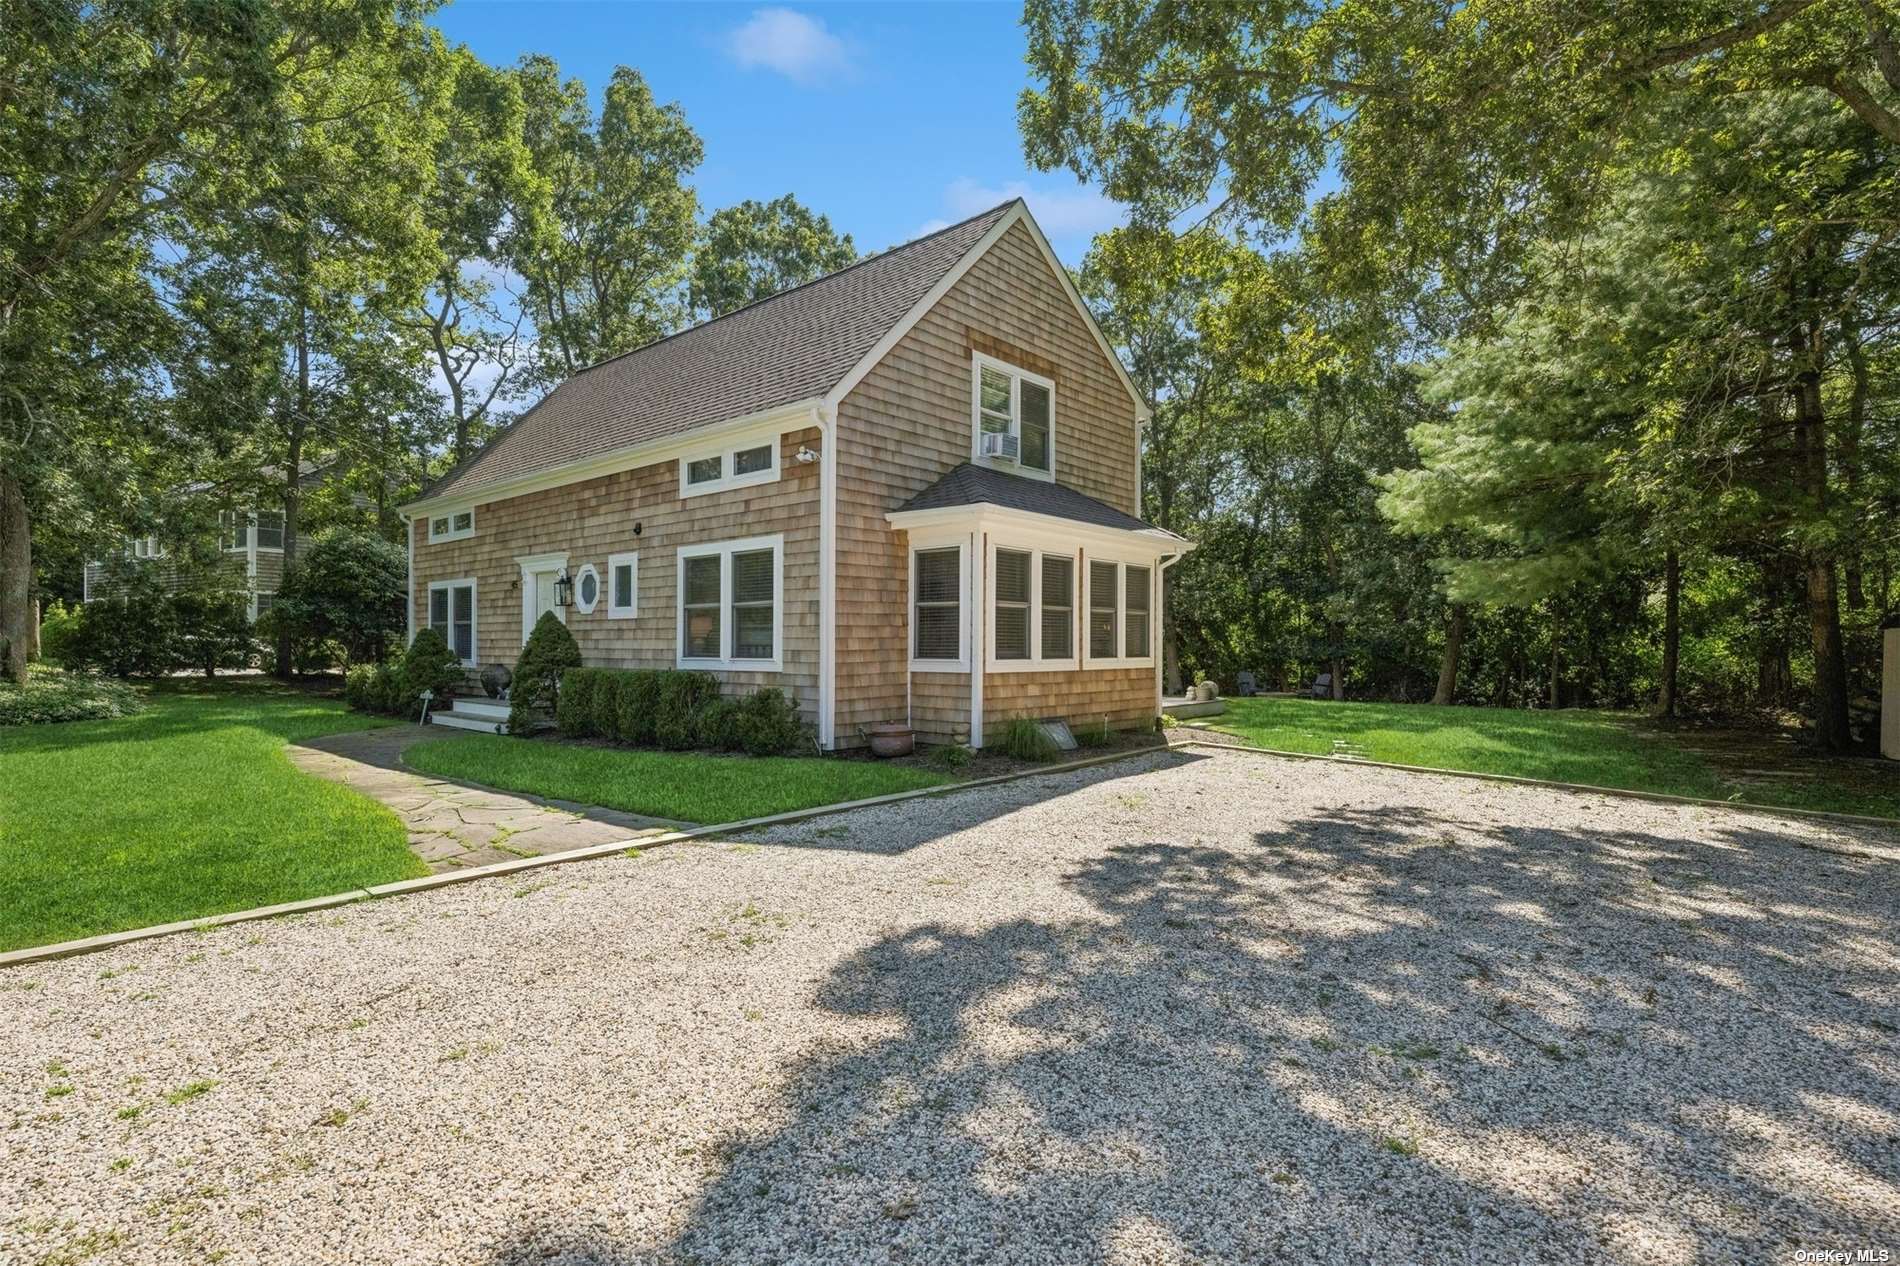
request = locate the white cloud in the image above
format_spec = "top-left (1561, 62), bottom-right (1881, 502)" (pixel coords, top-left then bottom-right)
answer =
top-left (725, 8), bottom-right (853, 85)
top-left (931, 177), bottom-right (1123, 240)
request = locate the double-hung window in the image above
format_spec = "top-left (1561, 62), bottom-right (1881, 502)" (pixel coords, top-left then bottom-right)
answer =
top-left (680, 435), bottom-right (781, 497)
top-left (254, 511), bottom-right (285, 551)
top-left (428, 579), bottom-right (477, 665)
top-left (911, 545), bottom-right (966, 668)
top-left (677, 535), bottom-right (782, 669)
top-left (1085, 559), bottom-right (1154, 665)
top-left (971, 352), bottom-right (1054, 478)
top-left (986, 544), bottom-right (1079, 670)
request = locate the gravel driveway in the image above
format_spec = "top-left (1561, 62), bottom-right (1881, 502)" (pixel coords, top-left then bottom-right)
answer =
top-left (4, 747), bottom-right (1898, 1264)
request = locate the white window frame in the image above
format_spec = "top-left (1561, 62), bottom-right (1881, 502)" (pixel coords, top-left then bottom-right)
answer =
top-left (220, 511), bottom-right (247, 553)
top-left (908, 540), bottom-right (970, 671)
top-left (675, 533), bottom-right (784, 671)
top-left (607, 551), bottom-right (639, 620)
top-left (970, 350), bottom-right (1056, 482)
top-left (984, 540), bottom-right (1079, 673)
top-left (428, 577), bottom-right (479, 666)
top-left (572, 562), bottom-right (601, 615)
top-left (678, 433), bottom-right (782, 499)
top-left (130, 536), bottom-right (162, 560)
top-left (1082, 556), bottom-right (1155, 670)
top-left (429, 507), bottom-right (475, 544)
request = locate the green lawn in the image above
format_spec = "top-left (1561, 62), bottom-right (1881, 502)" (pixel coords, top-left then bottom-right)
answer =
top-left (404, 734), bottom-right (954, 824)
top-left (0, 679), bottom-right (423, 953)
top-left (1206, 696), bottom-right (1900, 819)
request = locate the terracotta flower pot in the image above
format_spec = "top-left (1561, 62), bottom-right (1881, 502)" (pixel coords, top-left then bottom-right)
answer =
top-left (867, 721), bottom-right (915, 758)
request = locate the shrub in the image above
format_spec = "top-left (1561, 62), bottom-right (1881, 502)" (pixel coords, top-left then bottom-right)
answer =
top-left (929, 743), bottom-right (972, 771)
top-left (996, 716), bottom-right (1059, 762)
top-left (36, 601), bottom-right (83, 667)
top-left (655, 670), bottom-right (719, 749)
top-left (511, 612), bottom-right (582, 733)
top-left (343, 662), bottom-right (412, 717)
top-left (401, 627), bottom-right (464, 707)
top-left (589, 668), bottom-right (623, 738)
top-left (270, 530), bottom-right (407, 666)
top-left (172, 589), bottom-right (254, 678)
top-left (732, 687), bottom-right (806, 756)
top-left (64, 573), bottom-right (179, 678)
top-left (0, 665), bottom-right (145, 726)
top-left (343, 664), bottom-right (379, 713)
top-left (557, 667), bottom-right (598, 737)
top-left (693, 696), bottom-right (740, 750)
top-left (614, 670), bottom-right (661, 745)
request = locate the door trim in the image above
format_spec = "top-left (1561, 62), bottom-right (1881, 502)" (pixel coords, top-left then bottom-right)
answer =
top-left (514, 551), bottom-right (569, 645)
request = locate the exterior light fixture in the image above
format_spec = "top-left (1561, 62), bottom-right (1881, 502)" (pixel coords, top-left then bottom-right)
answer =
top-left (554, 569), bottom-right (574, 608)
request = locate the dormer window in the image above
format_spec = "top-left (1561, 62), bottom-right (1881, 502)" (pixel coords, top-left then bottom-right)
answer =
top-left (971, 351), bottom-right (1053, 479)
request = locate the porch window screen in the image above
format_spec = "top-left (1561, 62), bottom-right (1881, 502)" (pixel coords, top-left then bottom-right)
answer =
top-left (1089, 560), bottom-right (1118, 658)
top-left (730, 547), bottom-right (775, 660)
top-left (994, 549), bottom-right (1031, 660)
top-left (1041, 555), bottom-right (1073, 659)
top-left (913, 548), bottom-right (961, 661)
top-left (1124, 565), bottom-right (1152, 659)
top-left (682, 554), bottom-right (722, 658)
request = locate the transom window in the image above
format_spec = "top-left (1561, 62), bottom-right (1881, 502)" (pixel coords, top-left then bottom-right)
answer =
top-left (428, 579), bottom-right (477, 665)
top-left (680, 435), bottom-right (781, 498)
top-left (428, 508), bottom-right (474, 544)
top-left (971, 351), bottom-right (1054, 478)
top-left (607, 551), bottom-right (639, 619)
top-left (676, 534), bottom-right (783, 669)
top-left (1086, 559), bottom-right (1154, 665)
top-left (986, 543), bottom-right (1079, 671)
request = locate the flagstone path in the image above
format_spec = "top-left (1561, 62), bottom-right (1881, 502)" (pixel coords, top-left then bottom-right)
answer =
top-left (288, 725), bottom-right (685, 873)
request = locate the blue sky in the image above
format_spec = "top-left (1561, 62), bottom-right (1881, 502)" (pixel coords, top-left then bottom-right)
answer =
top-left (435, 1), bottom-right (1122, 265)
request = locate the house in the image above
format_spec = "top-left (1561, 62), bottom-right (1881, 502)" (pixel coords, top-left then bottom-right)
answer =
top-left (399, 199), bottom-right (1190, 748)
top-left (83, 465), bottom-right (332, 622)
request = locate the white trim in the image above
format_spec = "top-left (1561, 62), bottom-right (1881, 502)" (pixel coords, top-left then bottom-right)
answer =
top-left (428, 506), bottom-right (475, 544)
top-left (821, 201), bottom-right (1149, 424)
top-left (983, 541), bottom-right (1078, 673)
top-left (970, 350), bottom-right (1056, 481)
top-left (1156, 550), bottom-right (1184, 715)
top-left (907, 537), bottom-right (970, 672)
top-left (606, 551), bottom-right (639, 620)
top-left (400, 399), bottom-right (821, 517)
top-left (816, 404), bottom-right (837, 749)
top-left (572, 562), bottom-right (601, 615)
top-left (515, 551), bottom-right (569, 646)
top-left (678, 425), bottom-right (783, 498)
top-left (675, 532), bottom-right (785, 672)
top-left (970, 531), bottom-right (986, 748)
top-left (427, 577), bottom-right (479, 666)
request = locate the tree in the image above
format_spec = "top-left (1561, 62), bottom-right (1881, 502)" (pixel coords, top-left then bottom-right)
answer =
top-left (272, 530), bottom-right (408, 666)
top-left (689, 195), bottom-right (857, 319)
top-left (511, 59), bottom-right (702, 376)
top-left (0, 0), bottom-right (435, 684)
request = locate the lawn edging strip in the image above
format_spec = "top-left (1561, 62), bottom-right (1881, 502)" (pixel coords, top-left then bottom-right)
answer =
top-left (0, 743), bottom-right (1180, 969)
top-left (1178, 735), bottom-right (1900, 836)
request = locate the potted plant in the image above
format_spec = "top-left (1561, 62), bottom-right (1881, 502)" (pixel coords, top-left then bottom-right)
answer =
top-left (866, 720), bottom-right (915, 757)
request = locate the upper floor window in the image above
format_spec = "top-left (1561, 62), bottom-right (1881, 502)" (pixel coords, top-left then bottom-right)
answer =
top-left (428, 508), bottom-right (474, 543)
top-left (129, 536), bottom-right (163, 560)
top-left (254, 511), bottom-right (285, 551)
top-left (971, 351), bottom-right (1053, 479)
top-left (222, 509), bottom-right (287, 551)
top-left (680, 435), bottom-right (781, 498)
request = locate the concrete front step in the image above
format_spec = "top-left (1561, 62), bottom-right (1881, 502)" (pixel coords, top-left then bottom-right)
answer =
top-left (448, 698), bottom-right (511, 721)
top-left (432, 710), bottom-right (509, 735)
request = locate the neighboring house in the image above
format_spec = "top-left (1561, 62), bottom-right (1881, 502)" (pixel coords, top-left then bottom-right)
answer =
top-left (83, 465), bottom-right (327, 621)
top-left (401, 199), bottom-right (1189, 748)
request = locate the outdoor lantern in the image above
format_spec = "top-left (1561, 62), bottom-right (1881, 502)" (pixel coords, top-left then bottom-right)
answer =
top-left (554, 569), bottom-right (574, 608)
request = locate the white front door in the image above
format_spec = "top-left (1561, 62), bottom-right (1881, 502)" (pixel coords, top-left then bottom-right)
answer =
top-left (533, 569), bottom-right (561, 626)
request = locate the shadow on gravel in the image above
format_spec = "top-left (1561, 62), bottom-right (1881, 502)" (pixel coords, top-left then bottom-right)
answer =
top-left (481, 791), bottom-right (1900, 1263)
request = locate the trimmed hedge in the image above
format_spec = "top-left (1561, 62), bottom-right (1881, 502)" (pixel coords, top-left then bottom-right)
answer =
top-left (343, 627), bottom-right (467, 720)
top-left (551, 667), bottom-right (807, 756)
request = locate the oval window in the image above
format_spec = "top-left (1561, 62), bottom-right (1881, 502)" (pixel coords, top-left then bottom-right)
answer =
top-left (574, 563), bottom-right (601, 614)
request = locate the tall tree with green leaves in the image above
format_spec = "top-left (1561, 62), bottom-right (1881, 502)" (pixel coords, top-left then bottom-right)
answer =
top-left (689, 194), bottom-right (857, 319)
top-left (510, 58), bottom-right (702, 377)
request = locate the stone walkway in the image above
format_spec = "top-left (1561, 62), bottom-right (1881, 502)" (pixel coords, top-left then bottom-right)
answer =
top-left (287, 725), bottom-right (685, 873)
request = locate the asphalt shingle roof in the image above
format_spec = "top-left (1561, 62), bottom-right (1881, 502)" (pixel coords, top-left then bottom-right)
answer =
top-left (426, 200), bottom-right (1020, 502)
top-left (895, 463), bottom-right (1170, 535)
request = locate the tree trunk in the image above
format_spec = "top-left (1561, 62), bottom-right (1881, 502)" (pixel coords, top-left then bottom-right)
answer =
top-left (1548, 617), bottom-right (1562, 710)
top-left (275, 287), bottom-right (310, 681)
top-left (1791, 330), bottom-right (1853, 750)
top-left (1431, 604), bottom-right (1465, 705)
top-left (1330, 655), bottom-right (1345, 701)
top-left (1654, 551), bottom-right (1680, 718)
top-left (0, 467), bottom-right (30, 684)
top-left (1843, 318), bottom-right (1869, 610)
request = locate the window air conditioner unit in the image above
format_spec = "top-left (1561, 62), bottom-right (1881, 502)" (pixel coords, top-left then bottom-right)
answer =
top-left (980, 431), bottom-right (1019, 462)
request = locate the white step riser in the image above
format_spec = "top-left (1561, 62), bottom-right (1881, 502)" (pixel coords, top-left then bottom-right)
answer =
top-left (446, 698), bottom-right (511, 721)
top-left (431, 712), bottom-right (509, 735)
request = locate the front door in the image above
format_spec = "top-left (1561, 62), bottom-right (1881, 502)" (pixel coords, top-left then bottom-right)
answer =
top-left (533, 569), bottom-right (561, 628)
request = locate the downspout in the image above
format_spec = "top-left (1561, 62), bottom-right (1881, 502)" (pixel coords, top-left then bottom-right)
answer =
top-left (402, 513), bottom-right (415, 648)
top-left (814, 404), bottom-right (836, 750)
top-left (1156, 550), bottom-right (1183, 715)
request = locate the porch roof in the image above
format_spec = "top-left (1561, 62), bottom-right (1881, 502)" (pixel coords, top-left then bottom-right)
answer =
top-left (892, 463), bottom-right (1180, 539)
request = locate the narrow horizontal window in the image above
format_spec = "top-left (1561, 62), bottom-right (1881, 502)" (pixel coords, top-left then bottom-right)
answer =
top-left (687, 455), bottom-right (723, 485)
top-left (732, 444), bottom-right (773, 475)
top-left (680, 434), bottom-right (783, 497)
